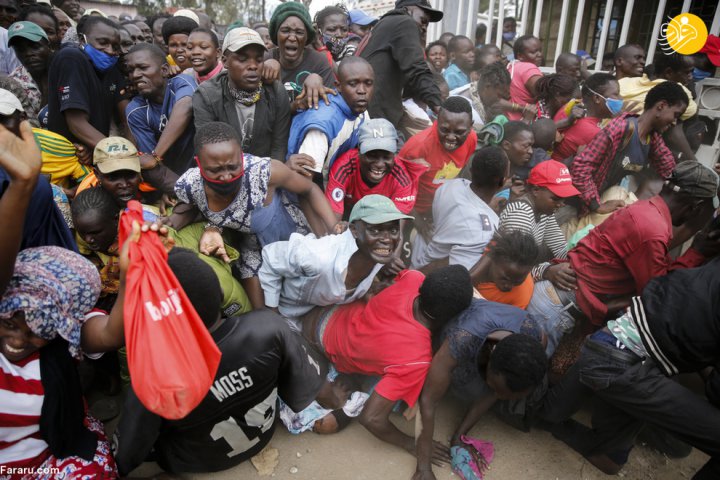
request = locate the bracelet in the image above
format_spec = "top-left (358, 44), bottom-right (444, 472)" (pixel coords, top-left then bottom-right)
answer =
top-left (204, 223), bottom-right (223, 234)
top-left (512, 102), bottom-right (519, 111)
top-left (138, 151), bottom-right (163, 168)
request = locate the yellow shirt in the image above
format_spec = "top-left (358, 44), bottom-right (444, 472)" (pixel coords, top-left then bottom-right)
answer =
top-left (618, 75), bottom-right (697, 121)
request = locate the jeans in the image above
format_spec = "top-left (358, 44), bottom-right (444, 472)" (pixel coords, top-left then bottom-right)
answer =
top-left (540, 331), bottom-right (720, 479)
top-left (526, 280), bottom-right (578, 356)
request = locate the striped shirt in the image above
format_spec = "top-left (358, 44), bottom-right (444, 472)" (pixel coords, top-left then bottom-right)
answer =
top-left (499, 199), bottom-right (568, 280)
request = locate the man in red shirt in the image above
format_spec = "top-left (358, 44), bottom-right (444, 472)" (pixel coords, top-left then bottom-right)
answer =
top-left (399, 96), bottom-right (477, 238)
top-left (326, 118), bottom-right (428, 220)
top-left (300, 265), bottom-right (473, 460)
top-left (569, 161), bottom-right (720, 327)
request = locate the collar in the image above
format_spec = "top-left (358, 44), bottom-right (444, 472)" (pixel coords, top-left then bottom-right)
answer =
top-left (331, 93), bottom-right (358, 119)
top-left (197, 60), bottom-right (224, 83)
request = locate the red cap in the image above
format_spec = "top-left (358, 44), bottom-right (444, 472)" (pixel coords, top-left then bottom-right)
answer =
top-left (700, 35), bottom-right (720, 67)
top-left (528, 160), bottom-right (580, 198)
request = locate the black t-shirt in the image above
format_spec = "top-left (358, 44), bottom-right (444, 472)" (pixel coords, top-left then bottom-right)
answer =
top-left (269, 47), bottom-right (335, 94)
top-left (113, 310), bottom-right (326, 475)
top-left (47, 45), bottom-right (125, 144)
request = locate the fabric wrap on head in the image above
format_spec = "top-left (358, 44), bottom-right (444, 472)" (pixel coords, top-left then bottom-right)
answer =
top-left (269, 1), bottom-right (315, 45)
top-left (0, 246), bottom-right (101, 359)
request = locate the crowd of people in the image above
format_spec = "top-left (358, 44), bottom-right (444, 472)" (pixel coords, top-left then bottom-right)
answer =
top-left (1, 0), bottom-right (720, 478)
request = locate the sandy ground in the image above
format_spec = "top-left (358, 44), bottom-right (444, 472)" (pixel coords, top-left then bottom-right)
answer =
top-left (127, 395), bottom-right (708, 480)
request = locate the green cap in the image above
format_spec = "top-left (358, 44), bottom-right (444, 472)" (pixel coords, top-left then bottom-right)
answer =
top-left (7, 21), bottom-right (49, 44)
top-left (348, 194), bottom-right (414, 224)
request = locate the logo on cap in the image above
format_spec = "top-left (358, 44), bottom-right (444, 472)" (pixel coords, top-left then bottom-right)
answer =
top-left (373, 128), bottom-right (384, 138)
top-left (11, 23), bottom-right (24, 31)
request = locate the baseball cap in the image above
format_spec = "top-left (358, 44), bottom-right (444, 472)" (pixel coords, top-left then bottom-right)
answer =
top-left (349, 194), bottom-right (414, 224)
top-left (349, 9), bottom-right (378, 26)
top-left (358, 119), bottom-right (398, 154)
top-left (395, 0), bottom-right (443, 22)
top-left (223, 27), bottom-right (266, 53)
top-left (93, 137), bottom-right (141, 174)
top-left (700, 35), bottom-right (720, 67)
top-left (527, 160), bottom-right (580, 198)
top-left (0, 89), bottom-right (24, 116)
top-left (174, 9), bottom-right (200, 25)
top-left (7, 21), bottom-right (49, 45)
top-left (669, 161), bottom-right (719, 207)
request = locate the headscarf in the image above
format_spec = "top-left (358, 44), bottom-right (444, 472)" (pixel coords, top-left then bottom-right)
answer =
top-left (269, 1), bottom-right (315, 45)
top-left (0, 246), bottom-right (101, 359)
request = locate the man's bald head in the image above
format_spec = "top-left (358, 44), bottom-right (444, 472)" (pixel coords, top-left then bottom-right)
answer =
top-left (336, 56), bottom-right (375, 114)
top-left (338, 56), bottom-right (374, 82)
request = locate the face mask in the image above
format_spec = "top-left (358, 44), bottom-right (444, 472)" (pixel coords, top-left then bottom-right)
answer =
top-left (196, 156), bottom-right (244, 196)
top-left (83, 42), bottom-right (118, 72)
top-left (502, 32), bottom-right (516, 42)
top-left (322, 32), bottom-right (347, 58)
top-left (692, 67), bottom-right (711, 82)
top-left (587, 86), bottom-right (624, 116)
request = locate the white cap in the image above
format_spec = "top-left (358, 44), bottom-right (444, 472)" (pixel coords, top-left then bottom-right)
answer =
top-left (222, 27), bottom-right (265, 53)
top-left (174, 9), bottom-right (200, 25)
top-left (0, 89), bottom-right (23, 116)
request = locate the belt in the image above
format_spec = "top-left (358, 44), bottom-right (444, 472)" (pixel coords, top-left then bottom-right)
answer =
top-left (584, 334), bottom-right (642, 364)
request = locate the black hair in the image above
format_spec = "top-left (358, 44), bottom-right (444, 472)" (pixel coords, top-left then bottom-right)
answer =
top-left (189, 27), bottom-right (219, 47)
top-left (161, 15), bottom-right (198, 44)
top-left (447, 34), bottom-right (472, 54)
top-left (126, 43), bottom-right (167, 65)
top-left (19, 4), bottom-right (59, 32)
top-left (534, 73), bottom-right (578, 102)
top-left (532, 118), bottom-right (556, 150)
top-left (503, 16), bottom-right (517, 26)
top-left (438, 32), bottom-right (454, 45)
top-left (581, 72), bottom-right (617, 99)
top-left (147, 13), bottom-right (170, 32)
top-left (502, 120), bottom-right (533, 143)
top-left (194, 121), bottom-right (242, 152)
top-left (337, 55), bottom-right (372, 80)
top-left (644, 81), bottom-right (689, 110)
top-left (470, 146), bottom-right (508, 187)
top-left (440, 96), bottom-right (472, 116)
top-left (477, 61), bottom-right (511, 90)
top-left (432, 72), bottom-right (448, 88)
top-left (475, 23), bottom-right (486, 42)
top-left (613, 43), bottom-right (643, 62)
top-left (653, 51), bottom-right (692, 76)
top-left (425, 40), bottom-right (447, 57)
top-left (71, 186), bottom-right (118, 223)
top-left (487, 230), bottom-right (539, 267)
top-left (78, 15), bottom-right (119, 36)
top-left (418, 264), bottom-right (473, 326)
top-left (167, 247), bottom-right (222, 328)
top-left (555, 52), bottom-right (580, 69)
top-left (487, 333), bottom-right (547, 392)
top-left (513, 34), bottom-right (537, 59)
top-left (314, 4), bottom-right (348, 30)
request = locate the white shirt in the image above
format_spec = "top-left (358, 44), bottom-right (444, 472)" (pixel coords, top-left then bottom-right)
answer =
top-left (259, 229), bottom-right (383, 319)
top-left (411, 179), bottom-right (498, 269)
top-left (0, 28), bottom-right (21, 75)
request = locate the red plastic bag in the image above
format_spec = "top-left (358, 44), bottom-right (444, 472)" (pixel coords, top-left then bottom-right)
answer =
top-left (119, 201), bottom-right (221, 419)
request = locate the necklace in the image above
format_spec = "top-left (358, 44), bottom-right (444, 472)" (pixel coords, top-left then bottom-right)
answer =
top-left (228, 84), bottom-right (262, 106)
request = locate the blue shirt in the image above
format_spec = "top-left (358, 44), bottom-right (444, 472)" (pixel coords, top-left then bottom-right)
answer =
top-left (443, 63), bottom-right (471, 91)
top-left (126, 74), bottom-right (198, 175)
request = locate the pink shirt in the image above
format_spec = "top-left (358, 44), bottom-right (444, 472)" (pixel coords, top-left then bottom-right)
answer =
top-left (507, 61), bottom-right (542, 120)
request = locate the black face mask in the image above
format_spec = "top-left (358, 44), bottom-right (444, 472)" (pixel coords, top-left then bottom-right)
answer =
top-left (203, 175), bottom-right (243, 196)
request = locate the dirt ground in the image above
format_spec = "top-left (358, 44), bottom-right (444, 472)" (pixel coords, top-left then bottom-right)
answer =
top-left (128, 395), bottom-right (708, 480)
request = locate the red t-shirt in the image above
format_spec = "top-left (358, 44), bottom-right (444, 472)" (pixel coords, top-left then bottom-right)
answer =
top-left (322, 270), bottom-right (431, 407)
top-left (507, 61), bottom-right (542, 120)
top-left (552, 117), bottom-right (603, 162)
top-left (398, 123), bottom-right (478, 214)
top-left (325, 148), bottom-right (429, 217)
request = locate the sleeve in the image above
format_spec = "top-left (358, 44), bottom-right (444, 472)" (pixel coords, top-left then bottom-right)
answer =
top-left (624, 239), bottom-right (675, 294)
top-left (171, 75), bottom-right (198, 100)
top-left (125, 102), bottom-right (158, 153)
top-left (706, 368), bottom-right (720, 408)
top-left (518, 63), bottom-right (542, 85)
top-left (448, 243), bottom-right (485, 270)
top-left (669, 246), bottom-right (706, 271)
top-left (192, 88), bottom-right (217, 131)
top-left (259, 236), bottom-right (318, 308)
top-left (570, 128), bottom-right (615, 209)
top-left (53, 52), bottom-right (92, 113)
top-left (648, 133), bottom-right (676, 179)
top-left (545, 215), bottom-right (569, 259)
top-left (270, 82), bottom-right (291, 161)
top-left (389, 18), bottom-right (442, 109)
top-left (374, 362), bottom-right (430, 407)
top-left (277, 321), bottom-right (328, 412)
top-left (446, 327), bottom-right (482, 364)
top-left (680, 85), bottom-right (698, 121)
top-left (112, 389), bottom-right (163, 476)
top-left (325, 152), bottom-right (352, 215)
top-left (499, 201), bottom-right (535, 235)
top-left (298, 130), bottom-right (330, 172)
top-left (238, 232), bottom-right (264, 279)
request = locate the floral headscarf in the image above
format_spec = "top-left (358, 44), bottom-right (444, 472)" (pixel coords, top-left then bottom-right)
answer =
top-left (0, 246), bottom-right (101, 358)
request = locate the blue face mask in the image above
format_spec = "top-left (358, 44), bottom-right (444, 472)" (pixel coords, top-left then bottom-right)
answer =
top-left (83, 43), bottom-right (118, 72)
top-left (693, 67), bottom-right (711, 82)
top-left (587, 86), bottom-right (624, 116)
top-left (502, 32), bottom-right (516, 42)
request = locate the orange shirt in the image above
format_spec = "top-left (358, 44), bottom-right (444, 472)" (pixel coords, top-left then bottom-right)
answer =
top-left (476, 274), bottom-right (534, 309)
